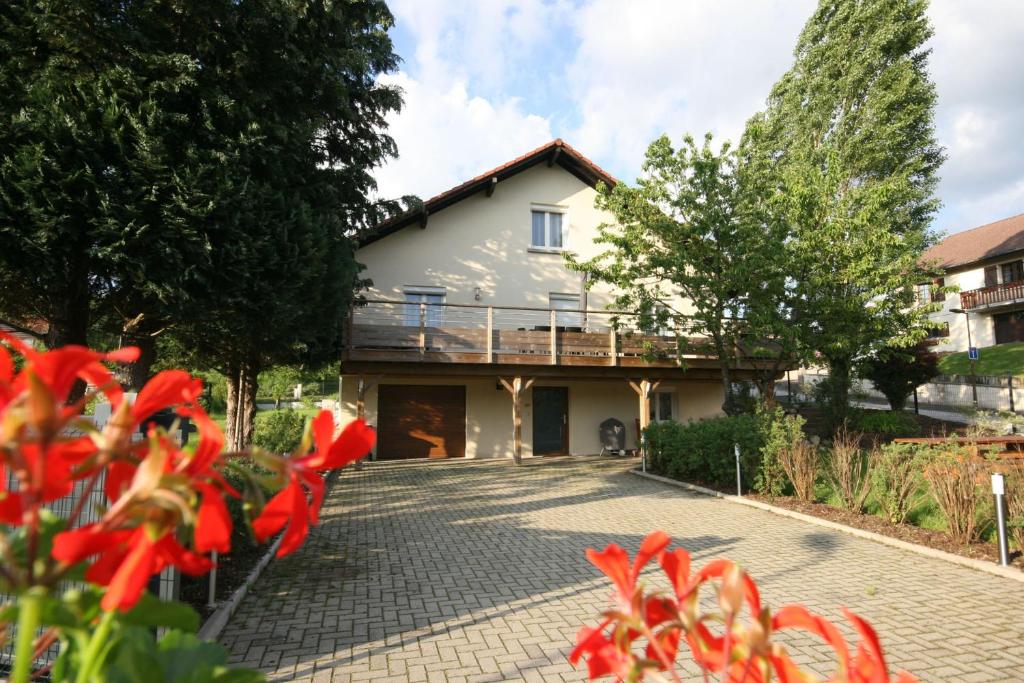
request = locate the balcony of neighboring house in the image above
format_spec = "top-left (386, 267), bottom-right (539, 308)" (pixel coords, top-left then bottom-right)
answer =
top-left (959, 281), bottom-right (1024, 312)
top-left (342, 299), bottom-right (718, 370)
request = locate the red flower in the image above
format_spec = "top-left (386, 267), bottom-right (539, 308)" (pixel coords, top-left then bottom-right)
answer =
top-left (252, 414), bottom-right (375, 557)
top-left (53, 525), bottom-right (212, 611)
top-left (569, 619), bottom-right (634, 680)
top-left (585, 531), bottom-right (670, 613)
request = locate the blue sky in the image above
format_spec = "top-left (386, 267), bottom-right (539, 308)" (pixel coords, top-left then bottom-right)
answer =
top-left (375, 1), bottom-right (1024, 237)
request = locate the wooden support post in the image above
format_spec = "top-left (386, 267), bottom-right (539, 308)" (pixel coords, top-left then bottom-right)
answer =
top-left (418, 302), bottom-right (426, 357)
top-left (629, 378), bottom-right (661, 470)
top-left (550, 309), bottom-right (557, 364)
top-left (609, 327), bottom-right (617, 366)
top-left (500, 376), bottom-right (535, 465)
top-left (346, 306), bottom-right (355, 354)
top-left (486, 306), bottom-right (493, 363)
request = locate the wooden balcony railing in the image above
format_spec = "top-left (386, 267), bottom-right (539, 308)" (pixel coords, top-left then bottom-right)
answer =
top-left (343, 299), bottom-right (714, 367)
top-left (960, 281), bottom-right (1024, 310)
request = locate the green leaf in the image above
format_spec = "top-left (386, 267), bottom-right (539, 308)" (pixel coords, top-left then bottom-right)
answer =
top-left (121, 593), bottom-right (200, 632)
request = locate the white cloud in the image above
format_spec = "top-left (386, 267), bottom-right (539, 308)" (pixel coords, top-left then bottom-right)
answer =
top-left (376, 0), bottom-right (1024, 233)
top-left (565, 0), bottom-right (815, 178)
top-left (373, 72), bottom-right (552, 201)
top-left (928, 0), bottom-right (1024, 231)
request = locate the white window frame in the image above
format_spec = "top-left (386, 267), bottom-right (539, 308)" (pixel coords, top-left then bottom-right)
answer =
top-left (649, 388), bottom-right (675, 423)
top-left (549, 292), bottom-right (582, 328)
top-left (403, 286), bottom-right (446, 328)
top-left (529, 204), bottom-right (568, 252)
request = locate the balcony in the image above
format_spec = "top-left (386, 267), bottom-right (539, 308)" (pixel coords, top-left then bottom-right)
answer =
top-left (343, 299), bottom-right (715, 367)
top-left (960, 281), bottom-right (1024, 311)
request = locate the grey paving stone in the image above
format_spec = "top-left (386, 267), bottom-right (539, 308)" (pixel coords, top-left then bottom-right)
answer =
top-left (220, 457), bottom-right (1024, 682)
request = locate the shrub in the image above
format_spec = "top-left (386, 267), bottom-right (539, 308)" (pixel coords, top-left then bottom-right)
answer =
top-left (852, 410), bottom-right (921, 438)
top-left (645, 415), bottom-right (764, 490)
top-left (755, 406), bottom-right (804, 497)
top-left (253, 409), bottom-right (307, 454)
top-left (823, 425), bottom-right (876, 512)
top-left (860, 342), bottom-right (940, 411)
top-left (922, 444), bottom-right (984, 545)
top-left (1005, 463), bottom-right (1024, 551)
top-left (872, 443), bottom-right (924, 524)
top-left (779, 437), bottom-right (820, 502)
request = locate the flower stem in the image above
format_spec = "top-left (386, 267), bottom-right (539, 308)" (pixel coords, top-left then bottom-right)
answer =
top-left (75, 608), bottom-right (116, 683)
top-left (10, 588), bottom-right (44, 683)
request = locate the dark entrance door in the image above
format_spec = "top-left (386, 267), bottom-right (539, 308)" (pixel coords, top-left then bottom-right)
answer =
top-left (533, 387), bottom-right (568, 455)
top-left (994, 312), bottom-right (1024, 345)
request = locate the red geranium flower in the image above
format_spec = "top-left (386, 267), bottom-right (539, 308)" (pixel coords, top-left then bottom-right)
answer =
top-left (53, 525), bottom-right (212, 612)
top-left (252, 412), bottom-right (375, 557)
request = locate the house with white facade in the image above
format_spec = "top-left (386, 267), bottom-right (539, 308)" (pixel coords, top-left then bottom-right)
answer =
top-left (923, 213), bottom-right (1024, 352)
top-left (337, 140), bottom-right (763, 461)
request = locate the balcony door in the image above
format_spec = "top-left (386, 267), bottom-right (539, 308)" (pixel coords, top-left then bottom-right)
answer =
top-left (549, 293), bottom-right (583, 330)
top-left (533, 387), bottom-right (568, 455)
top-left (403, 287), bottom-right (445, 328)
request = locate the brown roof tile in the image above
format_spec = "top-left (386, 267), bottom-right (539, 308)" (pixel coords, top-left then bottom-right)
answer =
top-left (923, 213), bottom-right (1024, 270)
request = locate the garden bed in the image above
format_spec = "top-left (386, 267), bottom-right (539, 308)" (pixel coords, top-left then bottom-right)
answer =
top-left (748, 493), bottom-right (1024, 571)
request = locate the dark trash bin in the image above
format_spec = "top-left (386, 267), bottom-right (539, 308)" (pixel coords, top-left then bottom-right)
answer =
top-left (599, 417), bottom-right (626, 456)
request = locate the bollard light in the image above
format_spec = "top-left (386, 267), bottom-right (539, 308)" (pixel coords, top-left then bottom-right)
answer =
top-left (992, 473), bottom-right (1011, 567)
top-left (734, 443), bottom-right (742, 496)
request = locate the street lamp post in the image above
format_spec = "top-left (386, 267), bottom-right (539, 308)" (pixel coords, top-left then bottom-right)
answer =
top-left (950, 307), bottom-right (979, 407)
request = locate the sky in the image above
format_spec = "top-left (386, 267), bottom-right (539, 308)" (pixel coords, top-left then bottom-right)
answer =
top-left (373, 0), bottom-right (1024, 237)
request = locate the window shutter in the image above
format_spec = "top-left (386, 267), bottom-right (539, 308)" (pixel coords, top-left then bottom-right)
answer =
top-left (985, 265), bottom-right (998, 287)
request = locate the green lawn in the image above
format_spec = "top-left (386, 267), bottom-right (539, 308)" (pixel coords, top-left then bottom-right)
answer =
top-left (938, 341), bottom-right (1024, 376)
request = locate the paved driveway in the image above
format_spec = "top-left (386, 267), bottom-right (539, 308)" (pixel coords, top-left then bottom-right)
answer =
top-left (221, 457), bottom-right (1024, 682)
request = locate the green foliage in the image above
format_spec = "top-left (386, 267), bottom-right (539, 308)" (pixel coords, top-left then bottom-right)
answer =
top-left (871, 443), bottom-right (925, 524)
top-left (851, 410), bottom-right (921, 437)
top-left (258, 366), bottom-right (303, 405)
top-left (755, 407), bottom-right (805, 497)
top-left (938, 341), bottom-right (1024, 376)
top-left (567, 134), bottom-right (797, 415)
top-left (645, 415), bottom-right (764, 490)
top-left (253, 410), bottom-right (306, 455)
top-left (742, 0), bottom-right (945, 424)
top-left (861, 343), bottom-right (939, 410)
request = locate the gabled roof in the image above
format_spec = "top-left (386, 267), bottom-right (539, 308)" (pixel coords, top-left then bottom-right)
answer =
top-left (923, 213), bottom-right (1024, 271)
top-left (359, 139), bottom-right (617, 247)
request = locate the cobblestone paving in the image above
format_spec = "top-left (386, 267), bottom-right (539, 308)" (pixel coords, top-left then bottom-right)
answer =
top-left (220, 457), bottom-right (1024, 682)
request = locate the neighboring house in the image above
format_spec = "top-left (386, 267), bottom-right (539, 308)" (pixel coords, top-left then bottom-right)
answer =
top-left (923, 213), bottom-right (1024, 352)
top-left (338, 140), bottom-right (759, 460)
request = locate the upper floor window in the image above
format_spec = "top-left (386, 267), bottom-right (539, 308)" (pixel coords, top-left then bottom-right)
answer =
top-left (403, 286), bottom-right (445, 327)
top-left (1002, 260), bottom-right (1024, 285)
top-left (531, 207), bottom-right (566, 250)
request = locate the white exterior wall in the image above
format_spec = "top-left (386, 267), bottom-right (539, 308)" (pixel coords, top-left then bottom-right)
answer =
top-left (343, 158), bottom-right (725, 460)
top-left (929, 267), bottom-right (998, 352)
top-left (339, 376), bottom-right (725, 458)
top-left (355, 163), bottom-right (693, 314)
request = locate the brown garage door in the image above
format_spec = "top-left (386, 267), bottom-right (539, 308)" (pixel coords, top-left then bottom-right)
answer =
top-left (377, 385), bottom-right (466, 460)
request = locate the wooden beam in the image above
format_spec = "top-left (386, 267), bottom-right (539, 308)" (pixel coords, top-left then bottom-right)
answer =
top-left (609, 327), bottom-right (617, 366)
top-left (485, 176), bottom-right (497, 197)
top-left (486, 307), bottom-right (493, 363)
top-left (548, 147), bottom-right (562, 168)
top-left (550, 309), bottom-right (557, 365)
top-left (499, 376), bottom-right (535, 465)
top-left (418, 303), bottom-right (426, 357)
top-left (418, 209), bottom-right (428, 229)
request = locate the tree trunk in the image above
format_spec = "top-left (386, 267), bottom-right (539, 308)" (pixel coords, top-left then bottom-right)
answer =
top-left (712, 335), bottom-right (737, 415)
top-left (45, 294), bottom-right (91, 402)
top-left (116, 333), bottom-right (157, 391)
top-left (826, 355), bottom-right (853, 431)
top-left (237, 362), bottom-right (259, 450)
top-left (225, 363), bottom-right (240, 451)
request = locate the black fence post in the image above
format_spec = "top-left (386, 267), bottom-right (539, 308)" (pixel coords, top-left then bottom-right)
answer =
top-left (913, 387), bottom-right (919, 415)
top-left (1009, 374), bottom-right (1016, 414)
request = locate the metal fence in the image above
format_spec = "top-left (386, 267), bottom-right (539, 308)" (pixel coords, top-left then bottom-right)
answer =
top-left (1, 400), bottom-right (182, 673)
top-left (777, 370), bottom-right (1023, 417)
